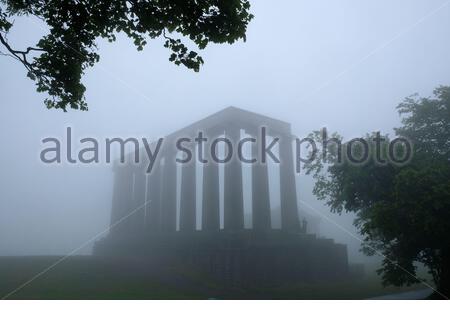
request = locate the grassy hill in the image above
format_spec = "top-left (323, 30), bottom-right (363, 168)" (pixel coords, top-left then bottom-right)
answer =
top-left (0, 256), bottom-right (428, 299)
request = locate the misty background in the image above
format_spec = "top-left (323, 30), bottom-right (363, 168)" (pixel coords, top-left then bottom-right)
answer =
top-left (1, 0), bottom-right (449, 267)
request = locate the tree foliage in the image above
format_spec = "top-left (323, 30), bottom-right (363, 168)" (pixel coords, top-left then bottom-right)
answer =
top-left (0, 0), bottom-right (253, 111)
top-left (304, 86), bottom-right (450, 297)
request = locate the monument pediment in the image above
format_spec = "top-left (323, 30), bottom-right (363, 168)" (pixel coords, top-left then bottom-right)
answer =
top-left (166, 106), bottom-right (291, 140)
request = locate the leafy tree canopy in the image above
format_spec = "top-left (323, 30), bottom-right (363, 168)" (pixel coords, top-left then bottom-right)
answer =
top-left (305, 86), bottom-right (450, 298)
top-left (0, 0), bottom-right (253, 111)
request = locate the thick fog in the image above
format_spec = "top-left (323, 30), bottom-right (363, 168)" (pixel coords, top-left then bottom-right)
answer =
top-left (1, 0), bottom-right (450, 268)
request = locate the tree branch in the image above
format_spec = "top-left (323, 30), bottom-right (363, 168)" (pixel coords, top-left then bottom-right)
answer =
top-left (0, 32), bottom-right (50, 83)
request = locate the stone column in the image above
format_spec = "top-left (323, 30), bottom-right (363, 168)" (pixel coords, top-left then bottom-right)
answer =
top-left (279, 134), bottom-right (300, 232)
top-left (110, 165), bottom-right (127, 234)
top-left (146, 159), bottom-right (162, 232)
top-left (202, 129), bottom-right (222, 232)
top-left (131, 167), bottom-right (146, 233)
top-left (224, 126), bottom-right (244, 231)
top-left (248, 127), bottom-right (271, 231)
top-left (179, 140), bottom-right (196, 232)
top-left (160, 140), bottom-right (178, 232)
top-left (110, 163), bottom-right (135, 235)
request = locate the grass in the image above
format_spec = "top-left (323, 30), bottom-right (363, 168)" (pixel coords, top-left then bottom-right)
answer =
top-left (0, 256), bottom-right (428, 299)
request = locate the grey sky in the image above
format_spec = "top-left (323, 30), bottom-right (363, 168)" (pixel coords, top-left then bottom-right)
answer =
top-left (1, 0), bottom-right (449, 262)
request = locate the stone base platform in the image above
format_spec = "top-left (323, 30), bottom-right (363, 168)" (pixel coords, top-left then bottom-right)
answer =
top-left (93, 231), bottom-right (348, 288)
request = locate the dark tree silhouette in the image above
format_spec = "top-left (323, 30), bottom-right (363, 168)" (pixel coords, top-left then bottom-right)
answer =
top-left (304, 86), bottom-right (450, 298)
top-left (0, 0), bottom-right (253, 111)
